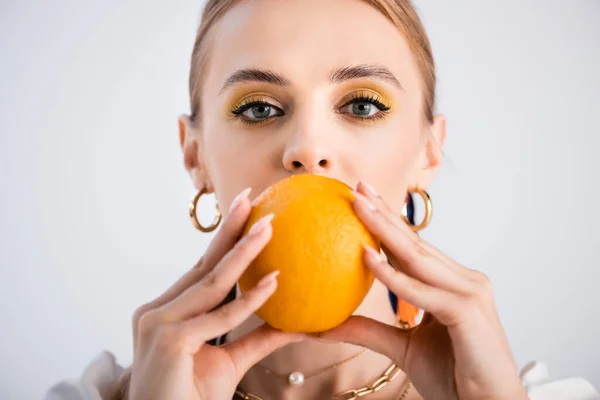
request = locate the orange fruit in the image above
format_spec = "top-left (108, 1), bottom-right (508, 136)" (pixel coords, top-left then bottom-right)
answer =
top-left (238, 174), bottom-right (379, 333)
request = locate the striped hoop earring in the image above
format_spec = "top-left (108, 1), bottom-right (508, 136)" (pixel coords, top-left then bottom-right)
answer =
top-left (401, 187), bottom-right (432, 232)
top-left (189, 187), bottom-right (222, 232)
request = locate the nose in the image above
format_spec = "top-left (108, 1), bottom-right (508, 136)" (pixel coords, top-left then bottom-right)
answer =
top-left (282, 137), bottom-right (333, 173)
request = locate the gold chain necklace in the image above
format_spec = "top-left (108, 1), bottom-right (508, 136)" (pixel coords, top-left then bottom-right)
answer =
top-left (235, 363), bottom-right (412, 400)
top-left (256, 347), bottom-right (368, 386)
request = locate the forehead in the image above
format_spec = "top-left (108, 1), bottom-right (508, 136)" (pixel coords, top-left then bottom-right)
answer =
top-left (203, 0), bottom-right (421, 94)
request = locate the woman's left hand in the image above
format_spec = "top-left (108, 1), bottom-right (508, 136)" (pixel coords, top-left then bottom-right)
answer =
top-left (316, 182), bottom-right (528, 400)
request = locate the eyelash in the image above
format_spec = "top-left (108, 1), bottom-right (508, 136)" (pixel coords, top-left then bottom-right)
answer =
top-left (230, 100), bottom-right (279, 126)
top-left (229, 94), bottom-right (392, 126)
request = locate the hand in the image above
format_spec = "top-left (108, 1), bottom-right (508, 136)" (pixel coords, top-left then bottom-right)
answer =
top-left (316, 182), bottom-right (528, 400)
top-left (128, 189), bottom-right (305, 400)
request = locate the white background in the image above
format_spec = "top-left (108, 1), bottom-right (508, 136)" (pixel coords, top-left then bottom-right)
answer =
top-left (1, 1), bottom-right (599, 398)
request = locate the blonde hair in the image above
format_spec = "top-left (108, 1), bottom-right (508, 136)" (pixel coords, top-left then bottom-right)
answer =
top-left (189, 0), bottom-right (436, 124)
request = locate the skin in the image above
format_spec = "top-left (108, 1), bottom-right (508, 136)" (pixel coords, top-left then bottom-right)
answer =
top-left (127, 0), bottom-right (528, 399)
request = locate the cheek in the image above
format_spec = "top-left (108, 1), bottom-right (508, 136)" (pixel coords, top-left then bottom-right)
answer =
top-left (200, 121), bottom-right (248, 195)
top-left (355, 122), bottom-right (420, 212)
top-left (205, 132), bottom-right (239, 166)
top-left (356, 118), bottom-right (420, 171)
top-left (206, 129), bottom-right (277, 177)
top-left (202, 125), bottom-right (277, 204)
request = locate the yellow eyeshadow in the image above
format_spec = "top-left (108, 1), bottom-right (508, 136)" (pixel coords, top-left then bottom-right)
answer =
top-left (224, 89), bottom-right (282, 115)
top-left (335, 80), bottom-right (397, 109)
top-left (223, 81), bottom-right (397, 117)
top-left (349, 89), bottom-right (391, 108)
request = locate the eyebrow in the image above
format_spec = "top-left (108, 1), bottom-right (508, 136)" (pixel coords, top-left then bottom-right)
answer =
top-left (329, 64), bottom-right (403, 89)
top-left (219, 64), bottom-right (403, 94)
top-left (219, 69), bottom-right (290, 94)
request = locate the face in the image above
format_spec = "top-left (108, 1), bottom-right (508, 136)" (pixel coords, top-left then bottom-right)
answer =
top-left (180, 0), bottom-right (446, 216)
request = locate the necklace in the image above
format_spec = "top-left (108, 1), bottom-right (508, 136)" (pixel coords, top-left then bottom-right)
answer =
top-left (256, 347), bottom-right (368, 386)
top-left (236, 320), bottom-right (413, 399)
top-left (235, 363), bottom-right (412, 400)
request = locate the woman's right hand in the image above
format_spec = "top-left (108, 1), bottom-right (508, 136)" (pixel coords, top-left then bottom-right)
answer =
top-left (128, 188), bottom-right (305, 400)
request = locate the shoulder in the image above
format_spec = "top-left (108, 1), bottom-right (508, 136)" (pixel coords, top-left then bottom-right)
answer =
top-left (44, 351), bottom-right (125, 400)
top-left (520, 361), bottom-right (600, 400)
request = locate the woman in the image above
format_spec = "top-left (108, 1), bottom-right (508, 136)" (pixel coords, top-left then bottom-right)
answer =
top-left (44, 0), bottom-right (599, 399)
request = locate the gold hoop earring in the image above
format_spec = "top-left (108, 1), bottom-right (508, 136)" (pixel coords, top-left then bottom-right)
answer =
top-left (189, 188), bottom-right (222, 232)
top-left (402, 187), bottom-right (432, 232)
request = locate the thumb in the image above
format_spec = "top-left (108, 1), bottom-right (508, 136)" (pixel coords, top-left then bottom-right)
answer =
top-left (314, 316), bottom-right (410, 370)
top-left (222, 323), bottom-right (307, 378)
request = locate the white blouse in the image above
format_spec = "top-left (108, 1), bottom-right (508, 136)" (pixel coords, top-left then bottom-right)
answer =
top-left (43, 351), bottom-right (600, 400)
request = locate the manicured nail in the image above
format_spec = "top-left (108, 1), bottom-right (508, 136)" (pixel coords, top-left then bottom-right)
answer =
top-left (257, 270), bottom-right (280, 288)
top-left (353, 191), bottom-right (377, 211)
top-left (363, 244), bottom-right (384, 263)
top-left (248, 213), bottom-right (275, 236)
top-left (361, 181), bottom-right (379, 197)
top-left (229, 187), bottom-right (252, 213)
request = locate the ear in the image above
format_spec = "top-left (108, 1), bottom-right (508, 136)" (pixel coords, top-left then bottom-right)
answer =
top-left (178, 114), bottom-right (215, 192)
top-left (409, 114), bottom-right (447, 190)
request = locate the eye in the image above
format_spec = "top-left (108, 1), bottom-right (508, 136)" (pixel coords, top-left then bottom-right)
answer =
top-left (338, 94), bottom-right (391, 120)
top-left (231, 101), bottom-right (284, 124)
top-left (242, 103), bottom-right (277, 120)
top-left (342, 100), bottom-right (378, 117)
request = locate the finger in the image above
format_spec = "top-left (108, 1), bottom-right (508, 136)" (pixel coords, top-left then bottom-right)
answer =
top-left (363, 244), bottom-right (458, 323)
top-left (223, 324), bottom-right (307, 379)
top-left (132, 257), bottom-right (208, 348)
top-left (178, 269), bottom-right (284, 352)
top-left (357, 181), bottom-right (406, 228)
top-left (159, 213), bottom-right (275, 322)
top-left (357, 182), bottom-right (481, 282)
top-left (354, 191), bottom-right (470, 294)
top-left (315, 315), bottom-right (409, 370)
top-left (136, 188), bottom-right (253, 319)
top-left (138, 273), bottom-right (283, 360)
top-left (133, 189), bottom-right (255, 347)
top-left (201, 187), bottom-right (253, 272)
top-left (135, 258), bottom-right (204, 316)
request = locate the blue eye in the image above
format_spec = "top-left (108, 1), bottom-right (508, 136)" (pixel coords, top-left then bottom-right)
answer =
top-left (231, 101), bottom-right (284, 124)
top-left (339, 95), bottom-right (391, 120)
top-left (242, 104), bottom-right (279, 120)
top-left (348, 101), bottom-right (376, 117)
top-left (230, 94), bottom-right (391, 126)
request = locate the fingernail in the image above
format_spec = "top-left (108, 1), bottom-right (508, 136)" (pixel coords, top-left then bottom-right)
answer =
top-left (361, 181), bottom-right (379, 197)
top-left (363, 244), bottom-right (384, 262)
top-left (249, 213), bottom-right (275, 236)
top-left (353, 191), bottom-right (377, 211)
top-left (257, 270), bottom-right (280, 288)
top-left (229, 187), bottom-right (252, 213)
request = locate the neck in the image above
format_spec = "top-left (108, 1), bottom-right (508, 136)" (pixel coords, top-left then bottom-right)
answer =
top-left (230, 279), bottom-right (409, 400)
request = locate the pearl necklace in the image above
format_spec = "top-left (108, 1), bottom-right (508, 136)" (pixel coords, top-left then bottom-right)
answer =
top-left (256, 347), bottom-right (368, 386)
top-left (237, 321), bottom-right (413, 398)
top-left (235, 363), bottom-right (411, 400)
